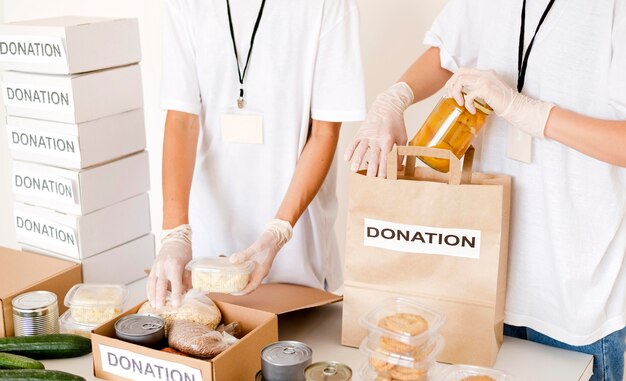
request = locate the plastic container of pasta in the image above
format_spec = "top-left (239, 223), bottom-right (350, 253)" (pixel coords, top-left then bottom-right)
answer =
top-left (64, 283), bottom-right (128, 324)
top-left (187, 257), bottom-right (254, 293)
top-left (58, 309), bottom-right (97, 338)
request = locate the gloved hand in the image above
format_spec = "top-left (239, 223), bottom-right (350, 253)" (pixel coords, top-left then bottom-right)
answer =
top-left (147, 224), bottom-right (193, 309)
top-left (344, 82), bottom-right (414, 178)
top-left (445, 68), bottom-right (555, 138)
top-left (229, 219), bottom-right (293, 295)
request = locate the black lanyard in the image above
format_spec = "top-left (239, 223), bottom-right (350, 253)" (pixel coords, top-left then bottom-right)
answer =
top-left (517, 0), bottom-right (555, 92)
top-left (226, 0), bottom-right (267, 108)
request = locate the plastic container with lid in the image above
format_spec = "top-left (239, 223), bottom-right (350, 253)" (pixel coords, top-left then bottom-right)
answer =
top-left (435, 364), bottom-right (515, 381)
top-left (360, 335), bottom-right (443, 375)
top-left (187, 257), bottom-right (254, 294)
top-left (360, 297), bottom-right (446, 348)
top-left (409, 95), bottom-right (492, 173)
top-left (58, 310), bottom-right (96, 338)
top-left (64, 283), bottom-right (128, 325)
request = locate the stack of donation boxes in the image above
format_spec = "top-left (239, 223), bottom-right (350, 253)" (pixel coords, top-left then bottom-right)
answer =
top-left (0, 17), bottom-right (154, 285)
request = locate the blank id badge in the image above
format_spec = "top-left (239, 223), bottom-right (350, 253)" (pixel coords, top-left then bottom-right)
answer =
top-left (220, 107), bottom-right (264, 145)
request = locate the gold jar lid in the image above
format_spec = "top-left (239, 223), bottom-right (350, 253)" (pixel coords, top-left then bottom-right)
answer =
top-left (462, 91), bottom-right (493, 114)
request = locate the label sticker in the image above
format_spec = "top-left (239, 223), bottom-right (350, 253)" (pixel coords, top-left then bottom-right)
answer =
top-left (2, 82), bottom-right (74, 112)
top-left (363, 217), bottom-right (481, 259)
top-left (220, 110), bottom-right (263, 144)
top-left (0, 35), bottom-right (67, 65)
top-left (7, 125), bottom-right (81, 159)
top-left (507, 127), bottom-right (532, 163)
top-left (14, 210), bottom-right (79, 258)
top-left (13, 167), bottom-right (78, 205)
top-left (99, 344), bottom-right (203, 381)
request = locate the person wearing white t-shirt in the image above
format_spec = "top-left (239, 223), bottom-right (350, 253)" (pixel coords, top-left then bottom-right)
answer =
top-left (345, 1), bottom-right (626, 379)
top-left (148, 0), bottom-right (365, 308)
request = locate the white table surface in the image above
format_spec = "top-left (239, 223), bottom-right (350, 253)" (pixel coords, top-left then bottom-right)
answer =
top-left (41, 278), bottom-right (593, 381)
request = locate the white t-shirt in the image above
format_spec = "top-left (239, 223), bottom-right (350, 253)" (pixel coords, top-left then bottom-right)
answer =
top-left (425, 0), bottom-right (626, 345)
top-left (161, 0), bottom-right (366, 291)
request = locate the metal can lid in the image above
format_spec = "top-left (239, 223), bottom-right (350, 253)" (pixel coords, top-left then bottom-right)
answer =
top-left (261, 341), bottom-right (313, 366)
top-left (114, 314), bottom-right (164, 337)
top-left (12, 291), bottom-right (58, 316)
top-left (255, 370), bottom-right (264, 381)
top-left (304, 362), bottom-right (352, 381)
top-left (461, 91), bottom-right (493, 115)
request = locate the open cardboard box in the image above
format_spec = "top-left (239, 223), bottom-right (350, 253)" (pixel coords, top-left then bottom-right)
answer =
top-left (92, 283), bottom-right (342, 381)
top-left (0, 246), bottom-right (82, 337)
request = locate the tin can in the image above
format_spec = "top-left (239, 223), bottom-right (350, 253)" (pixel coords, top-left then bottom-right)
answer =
top-left (261, 341), bottom-right (313, 381)
top-left (115, 314), bottom-right (165, 347)
top-left (304, 361), bottom-right (352, 381)
top-left (255, 370), bottom-right (264, 381)
top-left (12, 291), bottom-right (59, 336)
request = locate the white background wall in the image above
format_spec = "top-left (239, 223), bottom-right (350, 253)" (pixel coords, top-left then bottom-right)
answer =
top-left (0, 0), bottom-right (447, 256)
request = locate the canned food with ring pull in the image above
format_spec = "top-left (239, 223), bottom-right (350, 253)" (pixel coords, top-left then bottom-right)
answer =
top-left (305, 361), bottom-right (352, 381)
top-left (261, 341), bottom-right (313, 381)
top-left (114, 314), bottom-right (165, 347)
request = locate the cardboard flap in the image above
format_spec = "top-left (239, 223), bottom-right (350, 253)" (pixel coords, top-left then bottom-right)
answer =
top-left (208, 283), bottom-right (342, 315)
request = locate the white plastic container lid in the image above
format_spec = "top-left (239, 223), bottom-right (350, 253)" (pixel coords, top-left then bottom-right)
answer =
top-left (186, 257), bottom-right (254, 274)
top-left (436, 364), bottom-right (515, 381)
top-left (359, 297), bottom-right (446, 346)
top-left (359, 335), bottom-right (444, 371)
top-left (64, 283), bottom-right (129, 308)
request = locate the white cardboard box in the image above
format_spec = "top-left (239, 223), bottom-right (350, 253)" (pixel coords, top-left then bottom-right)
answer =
top-left (12, 151), bottom-right (150, 215)
top-left (14, 193), bottom-right (151, 260)
top-left (2, 64), bottom-right (143, 123)
top-left (6, 110), bottom-right (146, 169)
top-left (0, 17), bottom-right (141, 75)
top-left (22, 234), bottom-right (155, 286)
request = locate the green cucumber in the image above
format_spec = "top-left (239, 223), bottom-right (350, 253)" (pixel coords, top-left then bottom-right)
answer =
top-left (0, 369), bottom-right (85, 380)
top-left (0, 334), bottom-right (91, 359)
top-left (0, 352), bottom-right (44, 369)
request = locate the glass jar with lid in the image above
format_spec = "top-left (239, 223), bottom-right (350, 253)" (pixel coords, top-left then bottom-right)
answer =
top-left (409, 94), bottom-right (492, 173)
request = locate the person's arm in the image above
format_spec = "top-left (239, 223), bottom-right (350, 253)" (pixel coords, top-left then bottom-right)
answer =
top-left (544, 108), bottom-right (626, 167)
top-left (230, 119), bottom-right (341, 294)
top-left (276, 119), bottom-right (341, 226)
top-left (400, 46), bottom-right (454, 104)
top-left (446, 68), bottom-right (626, 167)
top-left (162, 110), bottom-right (200, 228)
top-left (147, 110), bottom-right (199, 308)
top-left (344, 47), bottom-right (453, 177)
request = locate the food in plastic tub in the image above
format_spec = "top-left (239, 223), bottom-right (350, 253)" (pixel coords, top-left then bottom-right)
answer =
top-left (58, 310), bottom-right (95, 339)
top-left (137, 290), bottom-right (221, 332)
top-left (409, 95), bottom-right (492, 173)
top-left (64, 283), bottom-right (128, 324)
top-left (436, 364), bottom-right (515, 381)
top-left (360, 297), bottom-right (446, 351)
top-left (359, 360), bottom-right (437, 381)
top-left (360, 335), bottom-right (443, 380)
top-left (187, 257), bottom-right (254, 293)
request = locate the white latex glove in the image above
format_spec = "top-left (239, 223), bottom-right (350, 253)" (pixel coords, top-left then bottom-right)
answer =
top-left (344, 82), bottom-right (414, 178)
top-left (229, 219), bottom-right (293, 295)
top-left (445, 68), bottom-right (555, 138)
top-left (147, 224), bottom-right (192, 309)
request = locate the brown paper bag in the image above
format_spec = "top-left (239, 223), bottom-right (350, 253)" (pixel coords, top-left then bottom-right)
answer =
top-left (341, 146), bottom-right (511, 367)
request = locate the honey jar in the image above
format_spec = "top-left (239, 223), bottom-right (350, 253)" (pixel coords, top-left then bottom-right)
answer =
top-left (409, 95), bottom-right (492, 172)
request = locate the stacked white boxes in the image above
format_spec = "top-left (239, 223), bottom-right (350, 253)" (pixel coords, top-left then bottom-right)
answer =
top-left (0, 17), bottom-right (154, 285)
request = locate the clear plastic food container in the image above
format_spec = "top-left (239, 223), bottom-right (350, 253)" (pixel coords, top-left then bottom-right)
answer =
top-left (58, 310), bottom-right (96, 338)
top-left (360, 335), bottom-right (443, 378)
top-left (436, 364), bottom-right (515, 381)
top-left (187, 257), bottom-right (254, 293)
top-left (64, 283), bottom-right (128, 325)
top-left (359, 352), bottom-right (439, 381)
top-left (360, 297), bottom-right (446, 348)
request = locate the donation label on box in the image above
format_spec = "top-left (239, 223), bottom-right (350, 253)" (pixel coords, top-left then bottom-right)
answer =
top-left (12, 166), bottom-right (77, 205)
top-left (2, 82), bottom-right (74, 112)
top-left (99, 344), bottom-right (203, 381)
top-left (0, 35), bottom-right (66, 65)
top-left (14, 210), bottom-right (79, 257)
top-left (6, 124), bottom-right (80, 159)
